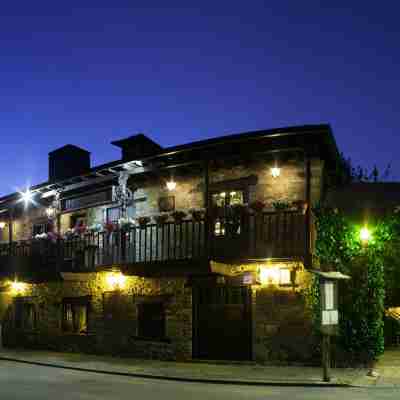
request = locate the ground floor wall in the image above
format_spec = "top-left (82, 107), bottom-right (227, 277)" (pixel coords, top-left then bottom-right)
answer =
top-left (0, 265), bottom-right (315, 364)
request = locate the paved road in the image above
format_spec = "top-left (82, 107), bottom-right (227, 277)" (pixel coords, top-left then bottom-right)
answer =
top-left (0, 360), bottom-right (398, 400)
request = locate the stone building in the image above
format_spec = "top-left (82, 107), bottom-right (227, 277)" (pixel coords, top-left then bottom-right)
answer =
top-left (0, 124), bottom-right (340, 363)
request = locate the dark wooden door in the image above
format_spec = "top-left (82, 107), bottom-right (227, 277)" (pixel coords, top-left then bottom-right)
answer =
top-left (193, 285), bottom-right (252, 361)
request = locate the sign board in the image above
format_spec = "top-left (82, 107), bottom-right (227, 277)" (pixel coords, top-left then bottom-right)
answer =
top-left (320, 280), bottom-right (339, 336)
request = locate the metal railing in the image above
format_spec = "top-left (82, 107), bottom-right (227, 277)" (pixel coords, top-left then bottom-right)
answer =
top-left (0, 211), bottom-right (307, 272)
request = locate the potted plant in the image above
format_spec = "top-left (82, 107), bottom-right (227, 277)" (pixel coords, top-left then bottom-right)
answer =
top-left (272, 200), bottom-right (290, 212)
top-left (104, 222), bottom-right (116, 233)
top-left (171, 211), bottom-right (186, 223)
top-left (291, 200), bottom-right (308, 214)
top-left (189, 208), bottom-right (205, 222)
top-left (249, 200), bottom-right (265, 214)
top-left (118, 217), bottom-right (135, 230)
top-left (154, 213), bottom-right (169, 226)
top-left (137, 216), bottom-right (150, 229)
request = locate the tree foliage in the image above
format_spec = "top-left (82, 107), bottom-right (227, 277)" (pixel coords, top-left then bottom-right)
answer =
top-left (310, 205), bottom-right (400, 364)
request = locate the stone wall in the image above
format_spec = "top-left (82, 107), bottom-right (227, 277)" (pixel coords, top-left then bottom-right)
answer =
top-left (6, 156), bottom-right (323, 242)
top-left (251, 266), bottom-right (315, 364)
top-left (1, 273), bottom-right (192, 361)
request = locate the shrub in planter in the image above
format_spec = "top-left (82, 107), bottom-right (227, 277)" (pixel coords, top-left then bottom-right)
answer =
top-left (154, 213), bottom-right (169, 226)
top-left (189, 208), bottom-right (205, 221)
top-left (272, 200), bottom-right (290, 212)
top-left (171, 211), bottom-right (186, 223)
top-left (292, 200), bottom-right (308, 214)
top-left (137, 216), bottom-right (151, 228)
top-left (104, 222), bottom-right (117, 233)
top-left (249, 200), bottom-right (265, 213)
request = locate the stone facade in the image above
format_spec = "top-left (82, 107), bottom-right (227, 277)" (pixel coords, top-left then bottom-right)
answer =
top-left (1, 273), bottom-right (192, 361)
top-left (251, 266), bottom-right (315, 363)
top-left (2, 156), bottom-right (323, 243)
top-left (0, 154), bottom-right (322, 363)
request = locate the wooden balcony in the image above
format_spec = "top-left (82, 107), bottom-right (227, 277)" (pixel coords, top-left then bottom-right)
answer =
top-left (0, 211), bottom-right (308, 278)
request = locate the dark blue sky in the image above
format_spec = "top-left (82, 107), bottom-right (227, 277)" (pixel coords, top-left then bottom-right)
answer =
top-left (1, 1), bottom-right (399, 195)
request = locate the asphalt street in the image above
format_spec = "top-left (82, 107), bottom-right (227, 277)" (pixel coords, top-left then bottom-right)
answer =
top-left (0, 360), bottom-right (398, 400)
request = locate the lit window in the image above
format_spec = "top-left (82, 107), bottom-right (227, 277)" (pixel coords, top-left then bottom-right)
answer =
top-left (279, 269), bottom-right (291, 285)
top-left (62, 298), bottom-right (89, 334)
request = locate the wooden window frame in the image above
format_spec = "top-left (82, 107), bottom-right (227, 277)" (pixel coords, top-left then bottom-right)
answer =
top-left (61, 296), bottom-right (90, 335)
top-left (106, 206), bottom-right (121, 224)
top-left (14, 298), bottom-right (37, 331)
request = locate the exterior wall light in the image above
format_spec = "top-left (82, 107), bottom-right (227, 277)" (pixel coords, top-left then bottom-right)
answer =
top-left (46, 207), bottom-right (56, 218)
top-left (259, 266), bottom-right (292, 285)
top-left (360, 227), bottom-right (372, 243)
top-left (10, 280), bottom-right (28, 296)
top-left (271, 167), bottom-right (281, 178)
top-left (19, 188), bottom-right (34, 207)
top-left (0, 222), bottom-right (6, 229)
top-left (166, 180), bottom-right (177, 191)
top-left (106, 272), bottom-right (127, 290)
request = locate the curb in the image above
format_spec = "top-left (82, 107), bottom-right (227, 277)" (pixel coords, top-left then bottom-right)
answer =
top-left (0, 356), bottom-right (351, 388)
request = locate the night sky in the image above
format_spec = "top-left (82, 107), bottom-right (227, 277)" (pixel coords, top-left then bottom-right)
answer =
top-left (1, 1), bottom-right (399, 195)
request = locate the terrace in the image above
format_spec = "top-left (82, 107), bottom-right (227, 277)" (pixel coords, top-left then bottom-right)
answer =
top-left (0, 209), bottom-right (309, 279)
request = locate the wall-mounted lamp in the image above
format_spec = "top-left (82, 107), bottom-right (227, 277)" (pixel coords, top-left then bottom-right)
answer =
top-left (270, 167), bottom-right (281, 178)
top-left (166, 180), bottom-right (177, 191)
top-left (0, 222), bottom-right (6, 229)
top-left (18, 188), bottom-right (34, 208)
top-left (259, 266), bottom-right (292, 285)
top-left (46, 206), bottom-right (56, 218)
top-left (105, 271), bottom-right (127, 290)
top-left (10, 280), bottom-right (28, 296)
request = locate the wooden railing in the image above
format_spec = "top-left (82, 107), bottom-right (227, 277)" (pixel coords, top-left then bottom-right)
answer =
top-left (0, 211), bottom-right (307, 273)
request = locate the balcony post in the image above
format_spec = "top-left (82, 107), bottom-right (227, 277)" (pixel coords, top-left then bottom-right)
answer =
top-left (204, 159), bottom-right (210, 259)
top-left (305, 157), bottom-right (312, 267)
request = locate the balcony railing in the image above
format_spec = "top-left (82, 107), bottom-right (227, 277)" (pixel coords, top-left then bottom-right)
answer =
top-left (0, 211), bottom-right (307, 273)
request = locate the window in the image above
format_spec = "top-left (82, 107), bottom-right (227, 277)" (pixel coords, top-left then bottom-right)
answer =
top-left (62, 298), bottom-right (89, 334)
top-left (32, 221), bottom-right (52, 236)
top-left (137, 302), bottom-right (165, 340)
top-left (70, 213), bottom-right (87, 229)
top-left (14, 299), bottom-right (36, 330)
top-left (212, 190), bottom-right (245, 237)
top-left (61, 189), bottom-right (112, 211)
top-left (106, 206), bottom-right (120, 224)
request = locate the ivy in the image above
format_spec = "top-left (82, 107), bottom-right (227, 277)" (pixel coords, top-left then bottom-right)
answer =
top-left (311, 205), bottom-right (396, 364)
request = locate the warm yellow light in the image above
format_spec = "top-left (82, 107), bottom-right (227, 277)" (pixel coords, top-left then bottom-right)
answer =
top-left (10, 280), bottom-right (27, 295)
top-left (166, 180), bottom-right (177, 191)
top-left (360, 227), bottom-right (372, 243)
top-left (220, 192), bottom-right (226, 198)
top-left (271, 167), bottom-right (281, 178)
top-left (46, 207), bottom-right (56, 218)
top-left (259, 266), bottom-right (291, 285)
top-left (259, 267), bottom-right (281, 285)
top-left (106, 272), bottom-right (126, 290)
top-left (0, 222), bottom-right (6, 229)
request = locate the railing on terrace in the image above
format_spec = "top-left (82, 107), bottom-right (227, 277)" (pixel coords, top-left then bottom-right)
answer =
top-left (0, 211), bottom-right (307, 272)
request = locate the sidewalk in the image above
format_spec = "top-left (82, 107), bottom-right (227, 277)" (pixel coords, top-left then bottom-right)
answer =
top-left (0, 348), bottom-right (372, 387)
top-left (373, 347), bottom-right (400, 388)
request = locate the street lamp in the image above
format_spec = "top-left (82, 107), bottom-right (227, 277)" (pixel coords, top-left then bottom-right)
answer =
top-left (360, 227), bottom-right (371, 243)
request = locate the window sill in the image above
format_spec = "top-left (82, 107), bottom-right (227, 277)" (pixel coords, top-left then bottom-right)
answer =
top-left (60, 332), bottom-right (95, 337)
top-left (131, 336), bottom-right (171, 344)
